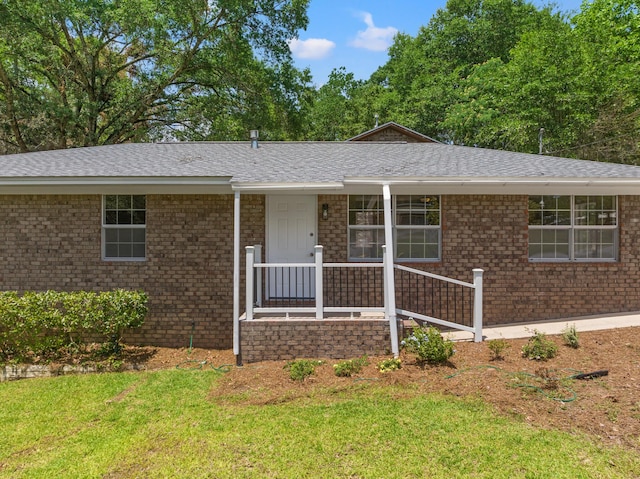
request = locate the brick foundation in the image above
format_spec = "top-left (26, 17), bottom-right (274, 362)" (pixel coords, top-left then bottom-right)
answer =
top-left (239, 318), bottom-right (392, 363)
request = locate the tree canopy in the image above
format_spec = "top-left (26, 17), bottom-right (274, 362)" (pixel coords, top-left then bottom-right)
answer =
top-left (1, 0), bottom-right (639, 164)
top-left (304, 0), bottom-right (640, 164)
top-left (0, 0), bottom-right (310, 152)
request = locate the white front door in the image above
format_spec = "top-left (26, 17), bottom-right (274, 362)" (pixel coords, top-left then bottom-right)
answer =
top-left (267, 195), bottom-right (317, 299)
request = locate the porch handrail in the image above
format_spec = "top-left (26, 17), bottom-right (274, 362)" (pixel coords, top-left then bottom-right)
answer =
top-left (394, 264), bottom-right (475, 288)
top-left (394, 264), bottom-right (484, 342)
top-left (245, 245), bottom-right (484, 343)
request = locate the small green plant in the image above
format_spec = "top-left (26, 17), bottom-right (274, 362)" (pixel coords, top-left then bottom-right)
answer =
top-left (401, 326), bottom-right (454, 364)
top-left (487, 338), bottom-right (510, 360)
top-left (561, 324), bottom-right (580, 349)
top-left (522, 330), bottom-right (558, 360)
top-left (377, 357), bottom-right (402, 373)
top-left (333, 356), bottom-right (369, 377)
top-left (284, 359), bottom-right (323, 381)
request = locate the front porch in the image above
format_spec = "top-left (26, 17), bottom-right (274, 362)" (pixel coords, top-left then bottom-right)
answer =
top-left (237, 243), bottom-right (484, 363)
top-left (231, 186), bottom-right (484, 364)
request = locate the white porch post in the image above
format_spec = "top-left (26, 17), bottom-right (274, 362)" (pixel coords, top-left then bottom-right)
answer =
top-left (254, 244), bottom-right (263, 307)
top-left (233, 191), bottom-right (241, 358)
top-left (473, 268), bottom-right (484, 342)
top-left (315, 245), bottom-right (323, 319)
top-left (245, 246), bottom-right (255, 321)
top-left (382, 184), bottom-right (399, 356)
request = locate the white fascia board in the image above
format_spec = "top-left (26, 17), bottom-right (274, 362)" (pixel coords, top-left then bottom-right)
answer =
top-left (231, 182), bottom-right (344, 194)
top-left (0, 177), bottom-right (234, 194)
top-left (344, 177), bottom-right (640, 195)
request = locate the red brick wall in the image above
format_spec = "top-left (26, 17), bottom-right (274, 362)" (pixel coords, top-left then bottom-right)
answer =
top-left (0, 194), bottom-right (265, 349)
top-left (240, 319), bottom-right (391, 362)
top-left (317, 194), bottom-right (640, 325)
top-left (3, 193), bottom-right (640, 354)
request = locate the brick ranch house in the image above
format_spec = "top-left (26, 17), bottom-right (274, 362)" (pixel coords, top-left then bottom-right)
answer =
top-left (2, 122), bottom-right (640, 363)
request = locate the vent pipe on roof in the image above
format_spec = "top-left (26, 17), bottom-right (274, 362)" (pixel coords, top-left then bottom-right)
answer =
top-left (374, 113), bottom-right (379, 128)
top-left (250, 130), bottom-right (259, 149)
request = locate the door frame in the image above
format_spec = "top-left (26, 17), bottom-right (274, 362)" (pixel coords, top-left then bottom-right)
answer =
top-left (265, 194), bottom-right (317, 299)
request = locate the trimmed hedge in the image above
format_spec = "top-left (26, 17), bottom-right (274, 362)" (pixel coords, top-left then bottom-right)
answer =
top-left (0, 290), bottom-right (148, 362)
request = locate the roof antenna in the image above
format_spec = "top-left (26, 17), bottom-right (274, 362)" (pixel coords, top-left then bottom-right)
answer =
top-left (374, 114), bottom-right (379, 128)
top-left (538, 128), bottom-right (545, 154)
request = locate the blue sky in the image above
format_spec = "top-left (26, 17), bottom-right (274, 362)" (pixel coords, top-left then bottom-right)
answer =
top-left (289, 0), bottom-right (585, 85)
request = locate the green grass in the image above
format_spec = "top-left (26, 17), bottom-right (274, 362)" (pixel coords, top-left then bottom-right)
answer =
top-left (1, 370), bottom-right (639, 478)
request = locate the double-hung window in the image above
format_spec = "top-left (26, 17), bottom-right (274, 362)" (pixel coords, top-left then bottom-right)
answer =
top-left (348, 194), bottom-right (440, 261)
top-left (528, 195), bottom-right (617, 261)
top-left (102, 195), bottom-right (146, 260)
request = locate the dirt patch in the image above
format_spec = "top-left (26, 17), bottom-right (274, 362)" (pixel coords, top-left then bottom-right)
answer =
top-left (205, 327), bottom-right (639, 451)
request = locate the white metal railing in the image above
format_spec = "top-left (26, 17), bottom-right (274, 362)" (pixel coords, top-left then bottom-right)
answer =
top-left (245, 244), bottom-right (483, 344)
top-left (245, 245), bottom-right (386, 320)
top-left (394, 264), bottom-right (483, 342)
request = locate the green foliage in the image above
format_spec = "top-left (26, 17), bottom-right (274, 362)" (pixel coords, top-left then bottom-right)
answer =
top-left (332, 356), bottom-right (369, 377)
top-left (521, 330), bottom-right (558, 361)
top-left (487, 338), bottom-right (511, 360)
top-left (377, 357), bottom-right (402, 373)
top-left (402, 326), bottom-right (455, 364)
top-left (284, 359), bottom-right (323, 381)
top-left (562, 324), bottom-right (580, 349)
top-left (0, 0), bottom-right (311, 152)
top-left (2, 371), bottom-right (639, 477)
top-left (0, 290), bottom-right (148, 363)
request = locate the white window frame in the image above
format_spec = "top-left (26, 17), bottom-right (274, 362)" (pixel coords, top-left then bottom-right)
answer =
top-left (102, 195), bottom-right (147, 261)
top-left (347, 194), bottom-right (441, 262)
top-left (528, 195), bottom-right (618, 262)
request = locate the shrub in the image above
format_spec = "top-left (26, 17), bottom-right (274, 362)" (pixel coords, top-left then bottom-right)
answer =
top-left (487, 338), bottom-right (510, 360)
top-left (284, 359), bottom-right (323, 381)
top-left (377, 357), bottom-right (402, 373)
top-left (333, 356), bottom-right (369, 377)
top-left (522, 330), bottom-right (558, 361)
top-left (0, 290), bottom-right (148, 363)
top-left (401, 326), bottom-right (454, 364)
top-left (561, 324), bottom-right (580, 349)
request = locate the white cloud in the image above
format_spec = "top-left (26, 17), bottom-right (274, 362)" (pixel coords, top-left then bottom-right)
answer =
top-left (287, 38), bottom-right (336, 60)
top-left (349, 11), bottom-right (398, 52)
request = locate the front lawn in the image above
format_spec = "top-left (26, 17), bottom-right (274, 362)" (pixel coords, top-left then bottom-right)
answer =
top-left (1, 369), bottom-right (638, 478)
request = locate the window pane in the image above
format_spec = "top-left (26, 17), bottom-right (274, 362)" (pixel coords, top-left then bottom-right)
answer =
top-left (119, 228), bottom-right (132, 242)
top-left (117, 195), bottom-right (132, 209)
top-left (132, 229), bottom-right (146, 242)
top-left (117, 210), bottom-right (132, 224)
top-left (105, 243), bottom-right (118, 258)
top-left (118, 244), bottom-right (133, 258)
top-left (529, 229), bottom-right (541, 243)
top-left (529, 211), bottom-right (542, 226)
top-left (349, 228), bottom-right (383, 259)
top-left (132, 244), bottom-right (145, 258)
top-left (105, 211), bottom-right (117, 225)
top-left (105, 229), bottom-right (118, 242)
top-left (133, 211), bottom-right (146, 225)
top-left (411, 244), bottom-right (425, 258)
top-left (132, 195), bottom-right (146, 209)
top-left (105, 195), bottom-right (117, 209)
top-left (396, 242), bottom-right (411, 259)
top-left (529, 243), bottom-right (542, 258)
top-left (425, 244), bottom-right (439, 258)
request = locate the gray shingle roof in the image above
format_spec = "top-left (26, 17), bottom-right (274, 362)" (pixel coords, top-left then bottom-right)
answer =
top-left (2, 141), bottom-right (640, 184)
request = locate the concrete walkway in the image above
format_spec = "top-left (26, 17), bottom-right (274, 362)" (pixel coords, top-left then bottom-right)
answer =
top-left (449, 311), bottom-right (640, 341)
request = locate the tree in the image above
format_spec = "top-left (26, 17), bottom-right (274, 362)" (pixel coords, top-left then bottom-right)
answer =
top-left (0, 0), bottom-right (310, 153)
top-left (571, 0), bottom-right (640, 163)
top-left (365, 0), bottom-right (557, 142)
